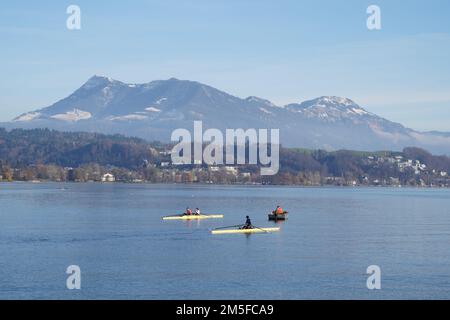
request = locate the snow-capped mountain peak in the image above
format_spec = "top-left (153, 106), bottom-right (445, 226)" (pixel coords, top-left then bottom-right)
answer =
top-left (6, 76), bottom-right (450, 154)
top-left (317, 96), bottom-right (356, 106)
top-left (285, 96), bottom-right (375, 120)
top-left (81, 75), bottom-right (117, 90)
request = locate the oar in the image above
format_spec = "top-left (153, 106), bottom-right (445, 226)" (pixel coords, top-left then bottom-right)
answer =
top-left (213, 224), bottom-right (244, 230)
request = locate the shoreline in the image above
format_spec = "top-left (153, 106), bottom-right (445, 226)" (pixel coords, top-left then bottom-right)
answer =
top-left (1, 180), bottom-right (449, 190)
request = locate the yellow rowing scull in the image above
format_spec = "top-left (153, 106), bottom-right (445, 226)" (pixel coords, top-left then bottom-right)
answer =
top-left (211, 227), bottom-right (280, 235)
top-left (163, 214), bottom-right (224, 221)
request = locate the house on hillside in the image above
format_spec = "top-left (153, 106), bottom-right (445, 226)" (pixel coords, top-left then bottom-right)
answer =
top-left (102, 173), bottom-right (115, 182)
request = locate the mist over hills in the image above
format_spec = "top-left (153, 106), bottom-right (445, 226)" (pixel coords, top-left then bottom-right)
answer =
top-left (4, 75), bottom-right (450, 154)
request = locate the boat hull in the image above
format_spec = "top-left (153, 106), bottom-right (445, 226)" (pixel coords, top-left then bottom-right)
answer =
top-left (268, 214), bottom-right (288, 221)
top-left (212, 227), bottom-right (280, 234)
top-left (163, 214), bottom-right (224, 220)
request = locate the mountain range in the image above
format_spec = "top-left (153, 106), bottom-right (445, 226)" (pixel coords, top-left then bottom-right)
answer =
top-left (3, 75), bottom-right (450, 154)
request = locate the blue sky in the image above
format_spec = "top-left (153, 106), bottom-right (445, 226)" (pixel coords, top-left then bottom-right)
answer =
top-left (1, 0), bottom-right (450, 131)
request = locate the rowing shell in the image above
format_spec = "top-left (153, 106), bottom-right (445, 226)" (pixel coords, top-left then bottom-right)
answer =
top-left (211, 227), bottom-right (280, 235)
top-left (163, 214), bottom-right (224, 220)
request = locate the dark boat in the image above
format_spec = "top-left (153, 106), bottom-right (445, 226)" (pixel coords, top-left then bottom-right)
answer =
top-left (268, 211), bottom-right (288, 221)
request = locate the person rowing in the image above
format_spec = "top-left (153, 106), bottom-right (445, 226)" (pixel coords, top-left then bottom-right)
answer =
top-left (194, 208), bottom-right (201, 215)
top-left (274, 205), bottom-right (284, 215)
top-left (185, 207), bottom-right (193, 216)
top-left (241, 215), bottom-right (253, 229)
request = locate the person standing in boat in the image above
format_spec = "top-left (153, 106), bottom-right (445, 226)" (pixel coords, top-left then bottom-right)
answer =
top-left (242, 216), bottom-right (253, 229)
top-left (185, 207), bottom-right (193, 215)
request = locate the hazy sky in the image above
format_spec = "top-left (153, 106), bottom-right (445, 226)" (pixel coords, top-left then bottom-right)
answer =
top-left (1, 0), bottom-right (450, 131)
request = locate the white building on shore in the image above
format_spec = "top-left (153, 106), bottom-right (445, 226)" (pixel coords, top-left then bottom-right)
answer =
top-left (101, 173), bottom-right (115, 182)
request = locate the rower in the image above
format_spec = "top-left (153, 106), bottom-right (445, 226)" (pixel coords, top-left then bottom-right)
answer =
top-left (194, 208), bottom-right (201, 215)
top-left (274, 205), bottom-right (284, 215)
top-left (185, 207), bottom-right (193, 215)
top-left (243, 215), bottom-right (253, 229)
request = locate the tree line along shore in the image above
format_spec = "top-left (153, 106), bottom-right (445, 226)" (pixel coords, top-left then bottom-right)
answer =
top-left (1, 128), bottom-right (450, 187)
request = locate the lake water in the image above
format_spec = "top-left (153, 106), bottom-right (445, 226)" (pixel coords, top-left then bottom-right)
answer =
top-left (1, 182), bottom-right (450, 300)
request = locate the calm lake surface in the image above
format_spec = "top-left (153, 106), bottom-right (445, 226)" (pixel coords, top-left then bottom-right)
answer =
top-left (1, 182), bottom-right (450, 299)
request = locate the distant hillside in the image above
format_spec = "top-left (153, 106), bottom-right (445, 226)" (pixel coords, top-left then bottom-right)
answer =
top-left (3, 76), bottom-right (450, 154)
top-left (0, 128), bottom-right (165, 169)
top-left (1, 128), bottom-right (450, 187)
